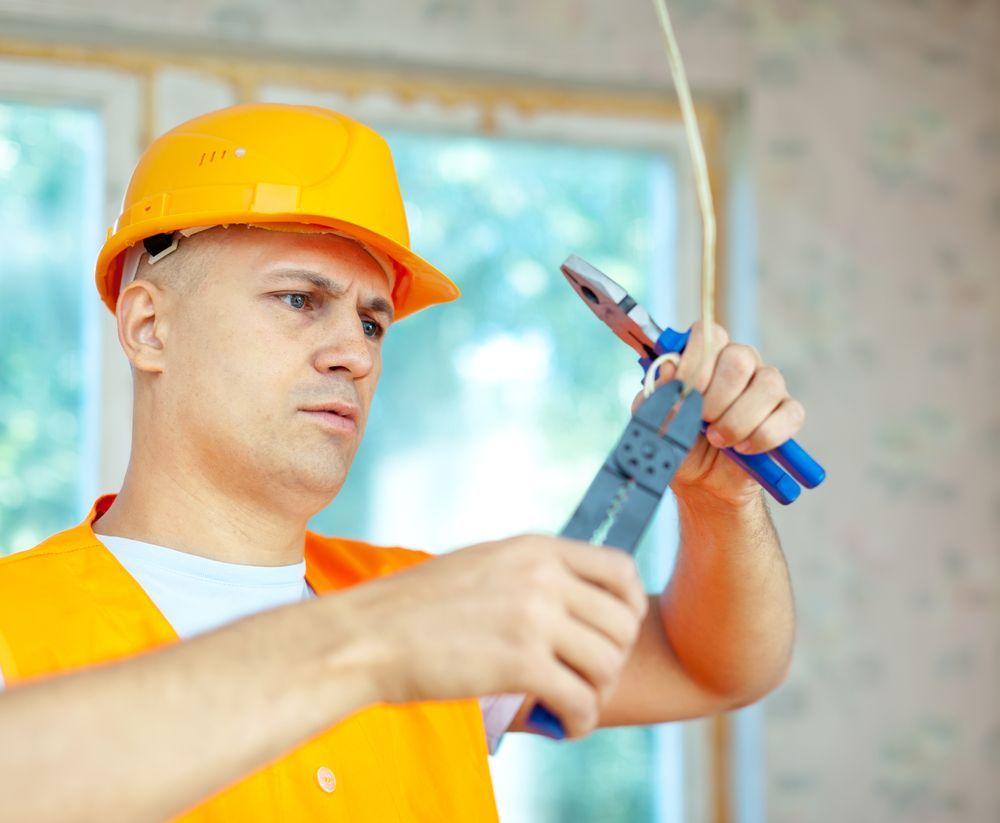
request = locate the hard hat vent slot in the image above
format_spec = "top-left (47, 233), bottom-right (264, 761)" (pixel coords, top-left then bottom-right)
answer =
top-left (198, 149), bottom-right (229, 166)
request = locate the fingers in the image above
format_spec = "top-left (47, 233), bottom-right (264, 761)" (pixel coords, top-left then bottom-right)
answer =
top-left (559, 544), bottom-right (648, 620)
top-left (700, 343), bottom-right (760, 422)
top-left (516, 590), bottom-right (645, 739)
top-left (632, 321), bottom-right (736, 419)
top-left (631, 326), bottom-right (804, 454)
top-left (674, 321), bottom-right (730, 393)
top-left (733, 397), bottom-right (806, 454)
top-left (669, 327), bottom-right (805, 454)
top-left (522, 660), bottom-right (600, 739)
top-left (563, 576), bottom-right (645, 649)
top-left (550, 611), bottom-right (630, 704)
top-left (515, 540), bottom-right (648, 736)
top-left (704, 366), bottom-right (793, 451)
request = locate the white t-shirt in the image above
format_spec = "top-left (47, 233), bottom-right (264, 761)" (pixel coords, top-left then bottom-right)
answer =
top-left (0, 535), bottom-right (522, 752)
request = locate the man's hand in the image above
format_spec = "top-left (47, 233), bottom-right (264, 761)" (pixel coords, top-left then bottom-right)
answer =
top-left (632, 321), bottom-right (806, 506)
top-left (334, 535), bottom-right (648, 739)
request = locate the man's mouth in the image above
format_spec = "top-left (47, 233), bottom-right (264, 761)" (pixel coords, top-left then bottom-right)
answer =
top-left (299, 403), bottom-right (359, 435)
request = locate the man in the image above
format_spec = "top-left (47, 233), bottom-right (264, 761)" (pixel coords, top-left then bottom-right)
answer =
top-left (0, 103), bottom-right (800, 820)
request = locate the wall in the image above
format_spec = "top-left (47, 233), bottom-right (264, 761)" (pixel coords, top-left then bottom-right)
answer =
top-left (0, 0), bottom-right (997, 820)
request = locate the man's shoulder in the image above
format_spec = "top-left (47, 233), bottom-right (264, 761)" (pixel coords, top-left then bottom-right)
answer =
top-left (304, 532), bottom-right (434, 587)
top-left (0, 520), bottom-right (103, 574)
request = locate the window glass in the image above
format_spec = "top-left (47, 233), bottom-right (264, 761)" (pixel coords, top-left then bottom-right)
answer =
top-left (311, 129), bottom-right (681, 822)
top-left (0, 100), bottom-right (102, 555)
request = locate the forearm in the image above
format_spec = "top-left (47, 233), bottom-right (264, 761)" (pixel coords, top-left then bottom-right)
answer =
top-left (0, 595), bottom-right (379, 822)
top-left (659, 490), bottom-right (795, 702)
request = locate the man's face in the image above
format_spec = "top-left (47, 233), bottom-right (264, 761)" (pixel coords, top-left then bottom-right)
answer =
top-left (145, 227), bottom-right (394, 510)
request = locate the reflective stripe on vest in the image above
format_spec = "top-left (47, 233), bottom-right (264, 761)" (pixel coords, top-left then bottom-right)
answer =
top-left (0, 496), bottom-right (498, 822)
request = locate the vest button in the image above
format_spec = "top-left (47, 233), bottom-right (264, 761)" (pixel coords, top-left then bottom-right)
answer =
top-left (316, 766), bottom-right (337, 793)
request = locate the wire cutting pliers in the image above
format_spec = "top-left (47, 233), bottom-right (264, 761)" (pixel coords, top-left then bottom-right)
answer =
top-left (527, 378), bottom-right (703, 739)
top-left (560, 255), bottom-right (826, 505)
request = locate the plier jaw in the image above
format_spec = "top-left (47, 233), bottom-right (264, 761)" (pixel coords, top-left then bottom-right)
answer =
top-left (561, 380), bottom-right (703, 556)
top-left (560, 255), bottom-right (665, 361)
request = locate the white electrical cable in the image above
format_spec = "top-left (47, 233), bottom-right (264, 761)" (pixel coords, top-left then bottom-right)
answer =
top-left (642, 352), bottom-right (683, 399)
top-left (650, 0), bottom-right (717, 394)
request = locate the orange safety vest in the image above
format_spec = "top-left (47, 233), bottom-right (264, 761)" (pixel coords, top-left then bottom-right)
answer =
top-left (0, 496), bottom-right (499, 821)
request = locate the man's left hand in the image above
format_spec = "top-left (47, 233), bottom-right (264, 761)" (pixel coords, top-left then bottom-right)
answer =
top-left (631, 322), bottom-right (805, 507)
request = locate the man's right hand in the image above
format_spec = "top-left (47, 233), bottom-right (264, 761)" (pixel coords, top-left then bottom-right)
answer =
top-left (330, 535), bottom-right (648, 739)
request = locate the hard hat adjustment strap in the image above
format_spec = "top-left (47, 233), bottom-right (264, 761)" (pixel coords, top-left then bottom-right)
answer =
top-left (121, 226), bottom-right (214, 291)
top-left (143, 233), bottom-right (178, 264)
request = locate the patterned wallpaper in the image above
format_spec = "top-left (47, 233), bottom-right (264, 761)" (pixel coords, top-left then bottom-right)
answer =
top-left (749, 2), bottom-right (999, 821)
top-left (0, 0), bottom-right (997, 820)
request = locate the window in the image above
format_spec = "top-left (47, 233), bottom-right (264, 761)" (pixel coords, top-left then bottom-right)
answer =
top-left (0, 60), bottom-right (140, 555)
top-left (310, 127), bottom-right (688, 822)
top-left (0, 56), bottom-right (707, 817)
top-left (0, 99), bottom-right (103, 555)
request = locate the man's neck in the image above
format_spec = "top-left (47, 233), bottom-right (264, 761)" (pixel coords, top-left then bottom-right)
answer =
top-left (94, 467), bottom-right (310, 567)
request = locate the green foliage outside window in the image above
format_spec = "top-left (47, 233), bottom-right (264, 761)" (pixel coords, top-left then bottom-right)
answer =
top-left (0, 101), bottom-right (100, 555)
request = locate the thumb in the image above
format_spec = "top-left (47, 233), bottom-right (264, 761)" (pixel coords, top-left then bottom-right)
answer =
top-left (631, 359), bottom-right (679, 414)
top-left (648, 358), bottom-right (679, 386)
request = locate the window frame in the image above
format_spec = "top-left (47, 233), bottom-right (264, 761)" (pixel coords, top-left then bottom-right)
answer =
top-left (0, 57), bottom-right (142, 513)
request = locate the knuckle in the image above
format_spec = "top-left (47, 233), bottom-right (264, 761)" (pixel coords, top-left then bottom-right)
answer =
top-left (631, 582), bottom-right (648, 614)
top-left (710, 322), bottom-right (730, 346)
top-left (614, 556), bottom-right (641, 593)
top-left (756, 366), bottom-right (786, 394)
top-left (568, 691), bottom-right (600, 736)
top-left (724, 344), bottom-right (758, 376)
top-left (626, 612), bottom-right (644, 644)
top-left (611, 552), bottom-right (634, 580)
top-left (511, 651), bottom-right (539, 688)
top-left (596, 647), bottom-right (621, 685)
top-left (787, 399), bottom-right (806, 426)
top-left (609, 612), bottom-right (637, 648)
top-left (709, 419), bottom-right (735, 442)
top-left (512, 532), bottom-right (545, 553)
top-left (748, 421), bottom-right (780, 452)
top-left (523, 555), bottom-right (560, 591)
top-left (583, 695), bottom-right (601, 733)
top-left (516, 592), bottom-right (551, 630)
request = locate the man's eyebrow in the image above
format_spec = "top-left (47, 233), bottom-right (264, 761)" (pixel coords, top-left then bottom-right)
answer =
top-left (363, 295), bottom-right (395, 323)
top-left (264, 269), bottom-right (395, 322)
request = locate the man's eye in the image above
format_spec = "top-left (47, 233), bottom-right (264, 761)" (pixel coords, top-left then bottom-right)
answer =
top-left (279, 293), bottom-right (312, 310)
top-left (361, 318), bottom-right (384, 339)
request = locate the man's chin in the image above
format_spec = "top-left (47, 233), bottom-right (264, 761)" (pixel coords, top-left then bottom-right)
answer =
top-left (252, 458), bottom-right (351, 511)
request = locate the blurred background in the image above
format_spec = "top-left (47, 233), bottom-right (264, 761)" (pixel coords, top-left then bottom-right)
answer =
top-left (0, 1), bottom-right (997, 821)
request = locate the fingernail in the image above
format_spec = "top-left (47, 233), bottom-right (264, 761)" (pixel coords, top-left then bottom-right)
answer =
top-left (706, 430), bottom-right (726, 448)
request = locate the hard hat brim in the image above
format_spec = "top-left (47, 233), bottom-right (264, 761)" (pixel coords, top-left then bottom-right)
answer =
top-left (97, 214), bottom-right (460, 322)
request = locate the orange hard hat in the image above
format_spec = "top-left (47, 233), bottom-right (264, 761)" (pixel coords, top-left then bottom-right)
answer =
top-left (95, 102), bottom-right (460, 320)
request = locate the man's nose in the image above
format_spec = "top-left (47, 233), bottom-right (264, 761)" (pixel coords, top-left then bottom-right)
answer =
top-left (312, 314), bottom-right (375, 378)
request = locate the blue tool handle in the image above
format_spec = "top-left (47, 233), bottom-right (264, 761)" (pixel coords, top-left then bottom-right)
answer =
top-left (770, 439), bottom-right (825, 489)
top-left (527, 702), bottom-right (566, 740)
top-left (717, 436), bottom-right (801, 505)
top-left (650, 327), bottom-right (825, 497)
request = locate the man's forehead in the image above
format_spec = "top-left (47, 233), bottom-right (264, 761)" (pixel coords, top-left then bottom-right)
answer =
top-left (130, 225), bottom-right (394, 300)
top-left (241, 227), bottom-right (395, 289)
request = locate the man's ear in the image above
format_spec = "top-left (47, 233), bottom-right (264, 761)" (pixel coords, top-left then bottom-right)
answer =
top-left (116, 280), bottom-right (171, 374)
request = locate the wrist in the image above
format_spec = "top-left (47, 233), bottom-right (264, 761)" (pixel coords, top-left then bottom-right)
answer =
top-left (674, 483), bottom-right (766, 518)
top-left (296, 595), bottom-right (391, 712)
